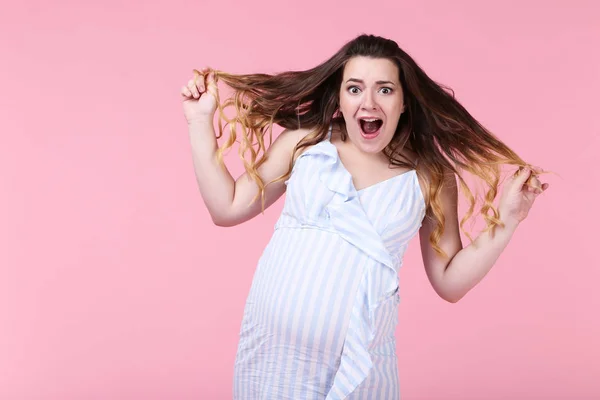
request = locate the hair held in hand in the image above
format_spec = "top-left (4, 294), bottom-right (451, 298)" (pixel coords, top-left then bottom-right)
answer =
top-left (194, 34), bottom-right (546, 257)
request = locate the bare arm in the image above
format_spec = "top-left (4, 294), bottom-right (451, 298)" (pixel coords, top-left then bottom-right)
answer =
top-left (181, 68), bottom-right (310, 227)
top-left (418, 171), bottom-right (514, 303)
top-left (188, 118), bottom-right (308, 227)
top-left (418, 166), bottom-right (545, 303)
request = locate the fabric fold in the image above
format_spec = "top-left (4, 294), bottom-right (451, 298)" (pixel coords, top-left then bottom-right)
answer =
top-left (296, 140), bottom-right (402, 398)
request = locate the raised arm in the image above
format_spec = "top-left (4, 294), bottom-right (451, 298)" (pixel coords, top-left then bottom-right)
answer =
top-left (181, 68), bottom-right (308, 227)
top-left (418, 166), bottom-right (547, 303)
top-left (188, 122), bottom-right (307, 226)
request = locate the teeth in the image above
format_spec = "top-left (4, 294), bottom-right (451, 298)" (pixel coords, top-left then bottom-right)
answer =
top-left (361, 118), bottom-right (380, 122)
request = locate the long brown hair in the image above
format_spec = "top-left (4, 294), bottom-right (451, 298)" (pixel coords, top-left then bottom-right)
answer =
top-left (198, 34), bottom-right (542, 258)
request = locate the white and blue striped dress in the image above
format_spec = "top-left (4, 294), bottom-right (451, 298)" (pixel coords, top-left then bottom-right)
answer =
top-left (233, 126), bottom-right (427, 399)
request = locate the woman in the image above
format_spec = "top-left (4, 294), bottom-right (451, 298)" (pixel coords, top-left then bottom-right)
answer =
top-left (181, 34), bottom-right (548, 399)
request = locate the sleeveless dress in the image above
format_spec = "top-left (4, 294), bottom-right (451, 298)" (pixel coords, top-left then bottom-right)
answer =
top-left (233, 125), bottom-right (427, 399)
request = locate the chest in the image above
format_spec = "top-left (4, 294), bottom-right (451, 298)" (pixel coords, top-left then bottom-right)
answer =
top-left (334, 142), bottom-right (412, 192)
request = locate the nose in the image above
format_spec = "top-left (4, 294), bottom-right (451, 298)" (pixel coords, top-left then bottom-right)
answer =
top-left (361, 91), bottom-right (378, 111)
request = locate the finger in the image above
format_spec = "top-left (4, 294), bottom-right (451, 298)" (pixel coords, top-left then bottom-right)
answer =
top-left (512, 166), bottom-right (524, 179)
top-left (196, 76), bottom-right (205, 93)
top-left (193, 68), bottom-right (210, 93)
top-left (528, 175), bottom-right (542, 191)
top-left (534, 182), bottom-right (549, 195)
top-left (206, 71), bottom-right (216, 87)
top-left (530, 179), bottom-right (547, 195)
top-left (512, 166), bottom-right (532, 190)
top-left (193, 67), bottom-right (211, 76)
top-left (205, 71), bottom-right (218, 97)
top-left (187, 79), bottom-right (200, 98)
top-left (181, 86), bottom-right (192, 98)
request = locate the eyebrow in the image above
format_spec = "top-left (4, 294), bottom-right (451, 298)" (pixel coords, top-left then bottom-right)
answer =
top-left (345, 78), bottom-right (396, 86)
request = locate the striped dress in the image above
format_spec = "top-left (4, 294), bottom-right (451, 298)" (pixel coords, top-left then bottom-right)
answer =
top-left (233, 126), bottom-right (427, 399)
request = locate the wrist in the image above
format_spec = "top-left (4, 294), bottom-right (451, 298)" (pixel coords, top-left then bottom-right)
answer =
top-left (187, 114), bottom-right (215, 127)
top-left (499, 215), bottom-right (520, 233)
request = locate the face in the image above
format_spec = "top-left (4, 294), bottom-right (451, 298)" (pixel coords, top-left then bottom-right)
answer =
top-left (338, 56), bottom-right (405, 154)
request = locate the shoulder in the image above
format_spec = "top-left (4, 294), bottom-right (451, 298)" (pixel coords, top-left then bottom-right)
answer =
top-left (275, 127), bottom-right (314, 148)
top-left (268, 127), bottom-right (314, 157)
top-left (414, 160), bottom-right (458, 207)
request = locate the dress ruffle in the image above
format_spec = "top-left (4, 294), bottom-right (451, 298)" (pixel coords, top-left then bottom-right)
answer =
top-left (295, 141), bottom-right (402, 399)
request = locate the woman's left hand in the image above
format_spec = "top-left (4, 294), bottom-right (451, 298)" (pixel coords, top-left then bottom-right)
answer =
top-left (498, 166), bottom-right (549, 228)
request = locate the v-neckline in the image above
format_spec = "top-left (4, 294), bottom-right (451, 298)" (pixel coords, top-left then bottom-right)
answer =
top-left (323, 139), bottom-right (416, 193)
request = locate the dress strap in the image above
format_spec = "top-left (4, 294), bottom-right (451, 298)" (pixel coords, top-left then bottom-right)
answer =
top-left (326, 123), bottom-right (333, 140)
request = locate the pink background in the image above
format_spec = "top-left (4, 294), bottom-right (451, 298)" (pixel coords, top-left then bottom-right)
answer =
top-left (1, 0), bottom-right (598, 399)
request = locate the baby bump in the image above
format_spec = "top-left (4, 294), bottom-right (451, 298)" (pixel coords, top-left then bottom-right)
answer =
top-left (248, 265), bottom-right (352, 356)
top-left (245, 228), bottom-right (366, 354)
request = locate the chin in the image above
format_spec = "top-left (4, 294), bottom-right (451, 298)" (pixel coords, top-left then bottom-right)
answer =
top-left (347, 125), bottom-right (393, 154)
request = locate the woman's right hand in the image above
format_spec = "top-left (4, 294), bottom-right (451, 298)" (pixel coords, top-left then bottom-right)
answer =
top-left (181, 67), bottom-right (218, 124)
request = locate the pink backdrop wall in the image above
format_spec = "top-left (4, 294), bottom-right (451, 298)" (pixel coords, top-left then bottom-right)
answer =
top-left (1, 0), bottom-right (598, 398)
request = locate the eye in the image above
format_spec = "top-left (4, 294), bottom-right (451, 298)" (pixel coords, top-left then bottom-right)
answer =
top-left (348, 86), bottom-right (361, 94)
top-left (379, 87), bottom-right (393, 95)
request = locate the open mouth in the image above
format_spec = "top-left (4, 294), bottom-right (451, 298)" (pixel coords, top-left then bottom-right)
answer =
top-left (358, 118), bottom-right (384, 138)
